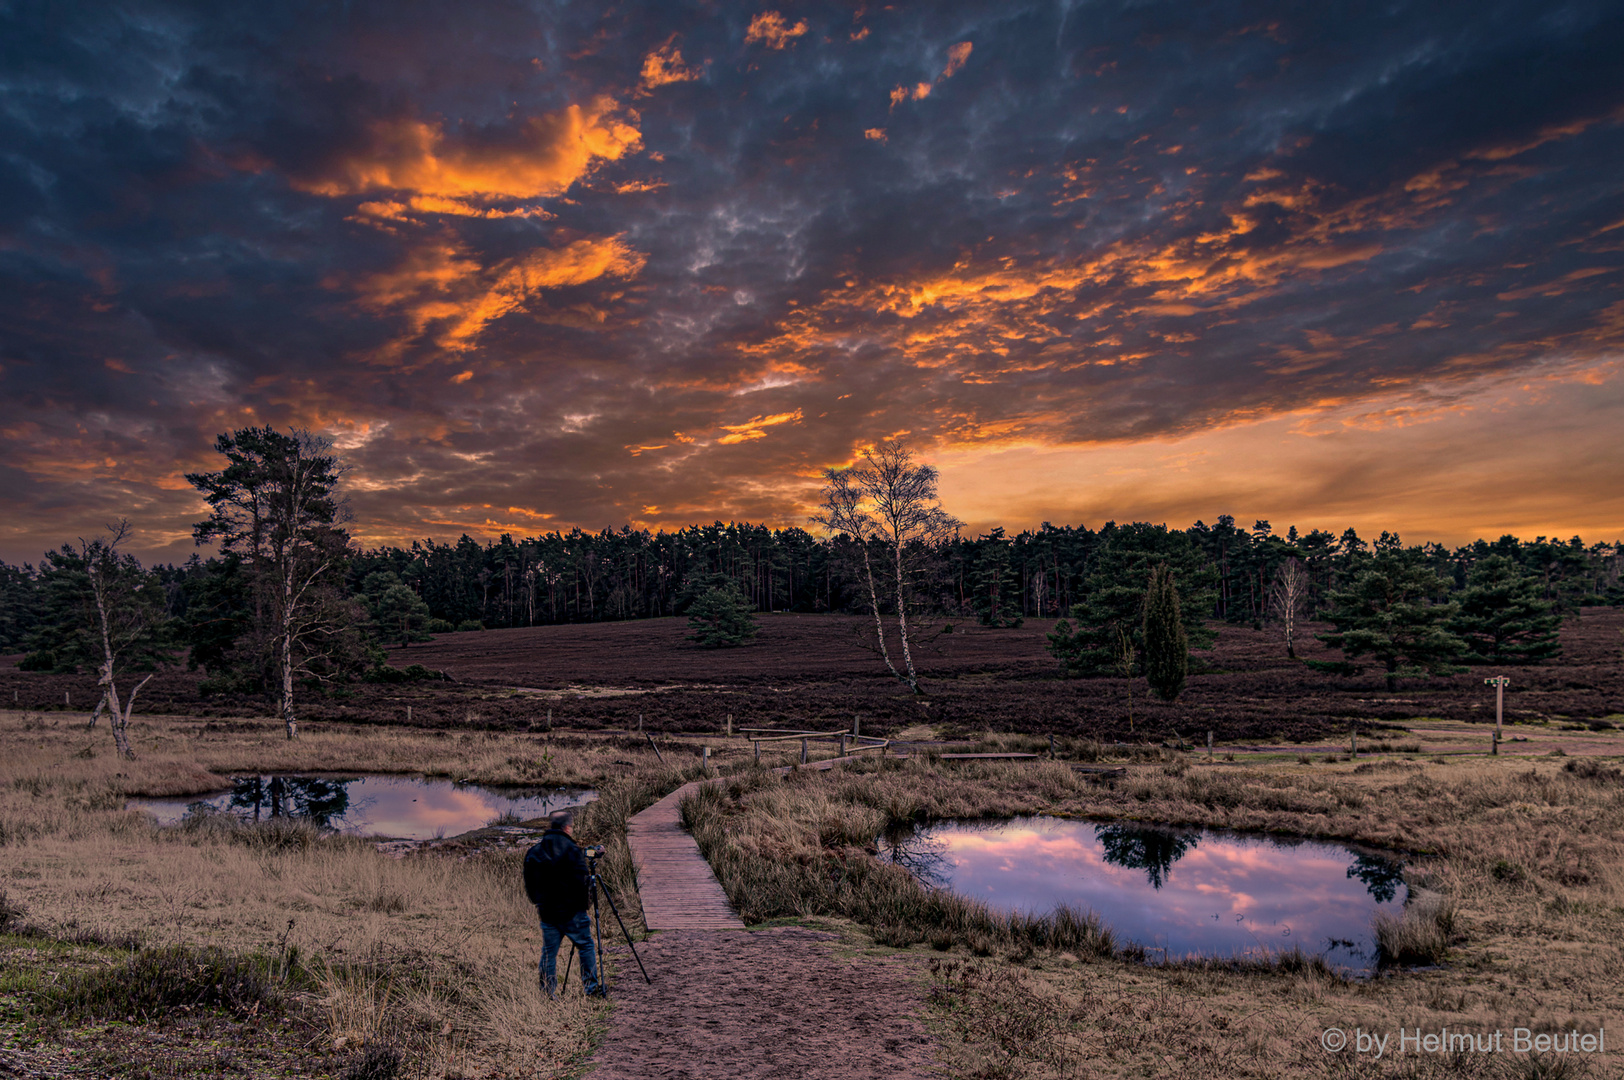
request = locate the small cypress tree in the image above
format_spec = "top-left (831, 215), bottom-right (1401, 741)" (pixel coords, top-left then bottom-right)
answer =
top-left (1143, 563), bottom-right (1188, 702)
top-left (685, 580), bottom-right (758, 648)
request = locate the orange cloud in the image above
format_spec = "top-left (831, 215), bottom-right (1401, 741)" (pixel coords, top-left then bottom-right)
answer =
top-left (299, 98), bottom-right (641, 216)
top-left (354, 235), bottom-right (647, 352)
top-left (640, 39), bottom-right (703, 92)
top-left (863, 128), bottom-right (887, 142)
top-left (745, 12), bottom-right (808, 49)
top-left (941, 41), bottom-right (972, 79)
top-left (718, 410), bottom-right (804, 443)
top-left (890, 82), bottom-right (932, 107)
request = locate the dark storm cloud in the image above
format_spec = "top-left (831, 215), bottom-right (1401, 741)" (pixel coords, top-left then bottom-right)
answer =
top-left (1, 0), bottom-right (1622, 561)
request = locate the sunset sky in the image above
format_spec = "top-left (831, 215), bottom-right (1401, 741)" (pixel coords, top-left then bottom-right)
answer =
top-left (3, 0), bottom-right (1623, 564)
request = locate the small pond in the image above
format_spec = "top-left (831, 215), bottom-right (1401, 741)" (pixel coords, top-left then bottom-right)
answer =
top-left (882, 816), bottom-right (1406, 971)
top-left (128, 774), bottom-right (596, 840)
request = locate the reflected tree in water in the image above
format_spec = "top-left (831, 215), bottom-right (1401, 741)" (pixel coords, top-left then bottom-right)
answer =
top-left (1095, 824), bottom-right (1199, 889)
top-left (227, 776), bottom-right (351, 828)
top-left (880, 825), bottom-right (953, 889)
top-left (1346, 853), bottom-right (1406, 904)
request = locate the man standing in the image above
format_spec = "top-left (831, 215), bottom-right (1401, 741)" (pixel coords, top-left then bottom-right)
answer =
top-left (523, 808), bottom-right (604, 998)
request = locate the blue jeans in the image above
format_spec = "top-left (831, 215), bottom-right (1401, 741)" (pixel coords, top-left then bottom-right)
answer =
top-left (540, 910), bottom-right (600, 996)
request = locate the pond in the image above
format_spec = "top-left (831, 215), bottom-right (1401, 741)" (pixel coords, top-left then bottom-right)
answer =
top-left (128, 775), bottom-right (596, 840)
top-left (882, 816), bottom-right (1406, 971)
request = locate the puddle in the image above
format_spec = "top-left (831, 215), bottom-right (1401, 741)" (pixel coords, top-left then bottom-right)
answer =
top-left (128, 774), bottom-right (596, 840)
top-left (882, 817), bottom-right (1406, 971)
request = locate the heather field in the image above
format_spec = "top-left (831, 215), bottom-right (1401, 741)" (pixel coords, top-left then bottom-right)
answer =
top-left (4, 609), bottom-right (1621, 744)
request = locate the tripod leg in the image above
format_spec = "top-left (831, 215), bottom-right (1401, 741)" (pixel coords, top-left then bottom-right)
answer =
top-left (562, 939), bottom-right (574, 992)
top-left (598, 883), bottom-right (652, 984)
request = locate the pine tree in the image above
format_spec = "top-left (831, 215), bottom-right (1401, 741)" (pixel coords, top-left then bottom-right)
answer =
top-left (1143, 563), bottom-right (1188, 701)
top-left (970, 527), bottom-right (1023, 628)
top-left (1047, 523), bottom-right (1215, 677)
top-left (685, 578), bottom-right (758, 648)
top-left (1450, 555), bottom-right (1562, 664)
top-left (1318, 548), bottom-right (1466, 691)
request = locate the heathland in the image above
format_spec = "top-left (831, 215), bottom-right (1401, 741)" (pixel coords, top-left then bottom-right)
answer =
top-left (1, 611), bottom-right (1622, 1078)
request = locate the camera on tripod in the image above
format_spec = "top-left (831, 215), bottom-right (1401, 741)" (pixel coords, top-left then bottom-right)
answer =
top-left (582, 844), bottom-right (606, 860)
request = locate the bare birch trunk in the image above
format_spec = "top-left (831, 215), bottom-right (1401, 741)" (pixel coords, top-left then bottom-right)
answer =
top-left (281, 563), bottom-right (298, 740)
top-left (892, 533), bottom-right (921, 693)
top-left (861, 546), bottom-right (905, 685)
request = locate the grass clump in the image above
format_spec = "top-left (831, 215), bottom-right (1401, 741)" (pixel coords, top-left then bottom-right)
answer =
top-left (1373, 891), bottom-right (1458, 967)
top-left (39, 944), bottom-right (285, 1024)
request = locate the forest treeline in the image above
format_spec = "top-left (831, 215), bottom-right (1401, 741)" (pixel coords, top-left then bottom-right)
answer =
top-left (4, 514), bottom-right (1620, 653)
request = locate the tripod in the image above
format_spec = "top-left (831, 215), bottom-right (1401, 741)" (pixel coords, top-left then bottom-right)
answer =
top-left (563, 853), bottom-right (651, 991)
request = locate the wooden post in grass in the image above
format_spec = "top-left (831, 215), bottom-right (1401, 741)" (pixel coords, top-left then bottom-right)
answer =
top-left (646, 732), bottom-right (664, 763)
top-left (1207, 730), bottom-right (1213, 760)
top-left (702, 746), bottom-right (711, 772)
top-left (406, 705), bottom-right (412, 723)
top-left (753, 740), bottom-right (761, 764)
top-left (638, 712), bottom-right (643, 732)
top-left (65, 691), bottom-right (70, 707)
top-left (840, 733), bottom-right (848, 756)
top-left (801, 738), bottom-right (808, 765)
top-left (725, 713), bottom-right (732, 738)
top-left (853, 714), bottom-right (860, 737)
top-left (1350, 724), bottom-right (1358, 757)
top-left (1049, 734), bottom-right (1056, 760)
top-left (1485, 676), bottom-right (1509, 754)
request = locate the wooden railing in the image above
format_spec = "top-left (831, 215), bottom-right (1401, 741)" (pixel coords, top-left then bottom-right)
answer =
top-left (740, 728), bottom-right (891, 764)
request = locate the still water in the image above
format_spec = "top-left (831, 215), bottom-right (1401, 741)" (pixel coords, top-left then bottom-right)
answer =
top-left (129, 775), bottom-right (596, 840)
top-left (883, 816), bottom-right (1406, 971)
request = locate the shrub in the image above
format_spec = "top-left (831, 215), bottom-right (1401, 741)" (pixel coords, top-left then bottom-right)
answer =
top-left (425, 618), bottom-right (455, 634)
top-left (455, 620), bottom-right (484, 632)
top-left (18, 650), bottom-right (57, 672)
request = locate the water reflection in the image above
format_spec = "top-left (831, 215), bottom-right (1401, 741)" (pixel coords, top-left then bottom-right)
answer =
top-left (1094, 824), bottom-right (1199, 890)
top-left (881, 816), bottom-right (1406, 971)
top-left (129, 774), bottom-right (595, 840)
top-left (227, 776), bottom-right (350, 827)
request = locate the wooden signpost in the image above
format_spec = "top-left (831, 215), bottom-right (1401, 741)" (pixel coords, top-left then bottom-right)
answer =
top-left (1485, 676), bottom-right (1509, 754)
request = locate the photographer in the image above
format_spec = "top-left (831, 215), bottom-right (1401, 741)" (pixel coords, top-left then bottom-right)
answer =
top-left (522, 809), bottom-right (604, 998)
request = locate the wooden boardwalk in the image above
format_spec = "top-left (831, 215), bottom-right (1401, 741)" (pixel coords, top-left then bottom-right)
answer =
top-left (625, 780), bottom-right (745, 930)
top-left (625, 756), bottom-right (865, 932)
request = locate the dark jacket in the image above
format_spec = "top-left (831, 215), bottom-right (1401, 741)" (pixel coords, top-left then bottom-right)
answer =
top-left (523, 828), bottom-right (590, 925)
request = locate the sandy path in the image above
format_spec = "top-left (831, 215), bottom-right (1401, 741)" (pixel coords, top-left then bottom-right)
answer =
top-left (586, 927), bottom-right (941, 1080)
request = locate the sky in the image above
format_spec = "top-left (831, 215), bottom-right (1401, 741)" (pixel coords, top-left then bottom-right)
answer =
top-left (2, 0), bottom-right (1623, 564)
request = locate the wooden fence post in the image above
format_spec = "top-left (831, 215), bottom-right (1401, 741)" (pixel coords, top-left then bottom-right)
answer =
top-left (406, 705), bottom-right (412, 723)
top-left (800, 739), bottom-right (808, 765)
top-left (852, 714), bottom-right (860, 737)
top-left (725, 714), bottom-right (732, 738)
top-left (753, 740), bottom-right (761, 764)
top-left (702, 746), bottom-right (711, 772)
top-left (840, 733), bottom-right (848, 756)
top-left (646, 732), bottom-right (664, 764)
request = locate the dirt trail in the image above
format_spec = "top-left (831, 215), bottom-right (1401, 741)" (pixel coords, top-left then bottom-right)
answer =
top-left (586, 927), bottom-right (941, 1080)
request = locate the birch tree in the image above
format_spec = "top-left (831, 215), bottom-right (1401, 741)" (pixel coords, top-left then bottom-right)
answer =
top-left (1267, 556), bottom-right (1310, 659)
top-left (35, 522), bottom-right (173, 758)
top-left (812, 440), bottom-right (961, 694)
top-left (186, 427), bottom-right (356, 739)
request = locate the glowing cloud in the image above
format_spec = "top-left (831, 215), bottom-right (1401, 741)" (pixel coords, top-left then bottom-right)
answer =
top-left (298, 98), bottom-right (641, 214)
top-left (640, 39), bottom-right (704, 92)
top-left (744, 12), bottom-right (808, 49)
top-left (941, 41), bottom-right (973, 79)
top-left (718, 410), bottom-right (804, 444)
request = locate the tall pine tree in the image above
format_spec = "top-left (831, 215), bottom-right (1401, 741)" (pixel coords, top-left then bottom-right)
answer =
top-left (1318, 546), bottom-right (1466, 691)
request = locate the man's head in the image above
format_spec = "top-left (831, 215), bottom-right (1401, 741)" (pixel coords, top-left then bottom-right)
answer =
top-left (549, 808), bottom-right (574, 835)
